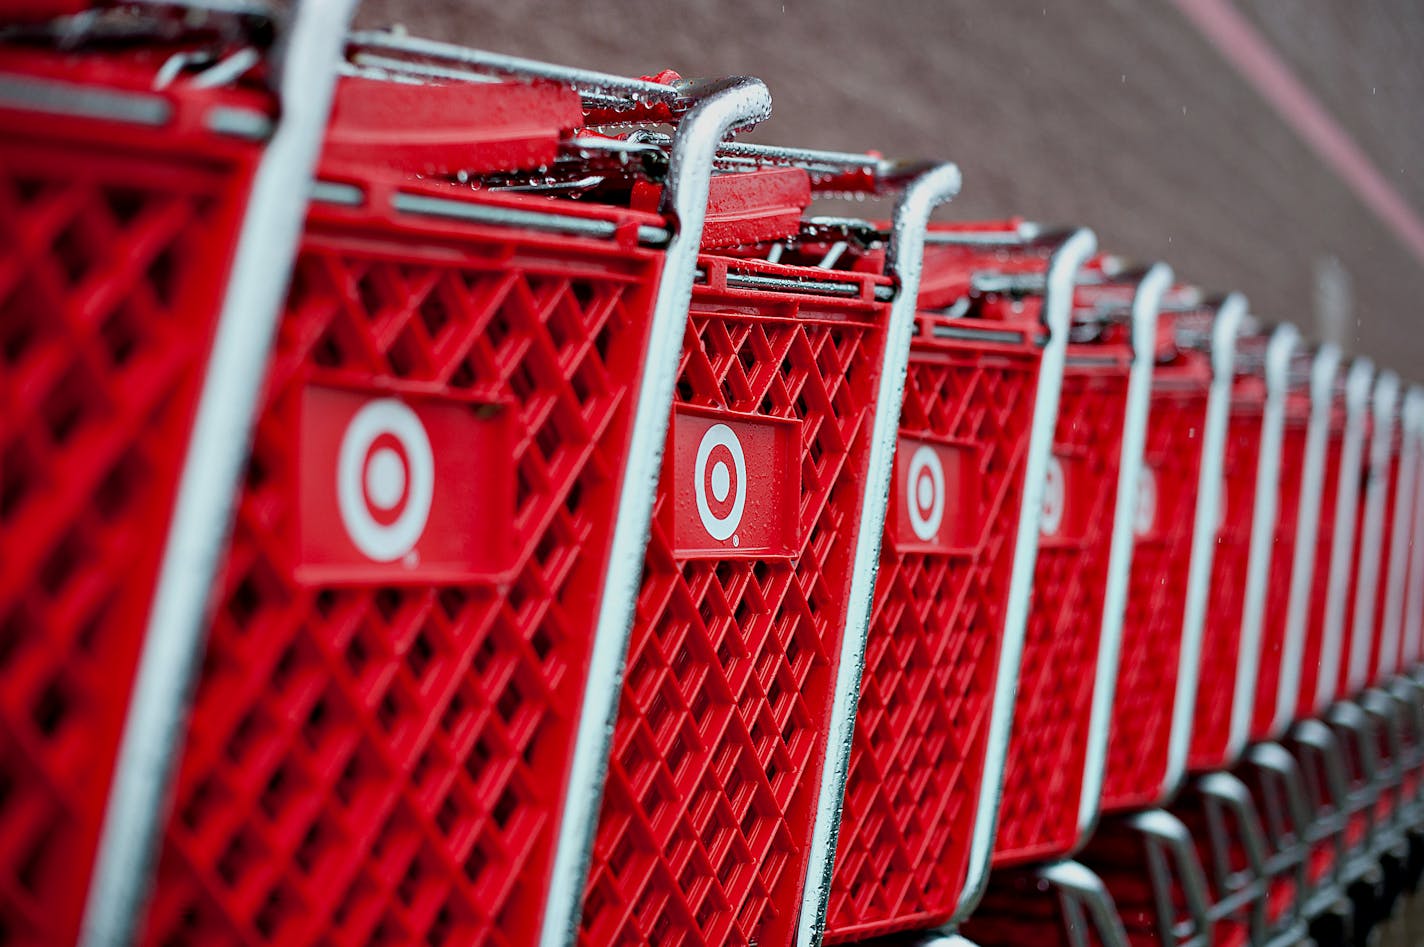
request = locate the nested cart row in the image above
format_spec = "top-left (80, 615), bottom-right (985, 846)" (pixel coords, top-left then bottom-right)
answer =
top-left (3, 5), bottom-right (1424, 947)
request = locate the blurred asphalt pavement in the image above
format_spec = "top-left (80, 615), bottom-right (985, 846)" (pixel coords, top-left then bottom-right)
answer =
top-left (360, 0), bottom-right (1424, 375)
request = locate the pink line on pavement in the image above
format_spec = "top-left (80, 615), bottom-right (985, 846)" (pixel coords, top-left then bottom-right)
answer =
top-left (1173, 0), bottom-right (1424, 267)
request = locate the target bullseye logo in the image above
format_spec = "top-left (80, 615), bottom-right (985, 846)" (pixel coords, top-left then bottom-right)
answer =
top-left (1135, 467), bottom-right (1158, 537)
top-left (906, 444), bottom-right (946, 542)
top-left (695, 423), bottom-right (747, 542)
top-left (1041, 455), bottom-right (1066, 536)
top-left (337, 398), bottom-right (434, 562)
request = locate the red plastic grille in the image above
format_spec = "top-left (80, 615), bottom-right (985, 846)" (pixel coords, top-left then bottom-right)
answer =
top-left (580, 261), bottom-right (889, 947)
top-left (1100, 359), bottom-right (1211, 813)
top-left (0, 77), bottom-right (262, 945)
top-left (825, 318), bottom-right (1041, 943)
top-left (1295, 416), bottom-right (1346, 718)
top-left (1367, 445), bottom-right (1402, 684)
top-left (140, 192), bottom-right (665, 947)
top-left (993, 361), bottom-right (1129, 866)
top-left (1249, 412), bottom-right (1308, 742)
top-left (1187, 396), bottom-right (1265, 772)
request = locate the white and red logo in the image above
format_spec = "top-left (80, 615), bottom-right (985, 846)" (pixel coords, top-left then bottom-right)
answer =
top-left (1041, 455), bottom-right (1067, 537)
top-left (1135, 466), bottom-right (1158, 538)
top-left (892, 437), bottom-right (975, 550)
top-left (337, 398), bottom-right (434, 562)
top-left (671, 408), bottom-right (799, 557)
top-left (299, 385), bottom-right (512, 582)
top-left (906, 444), bottom-right (946, 542)
top-left (694, 423), bottom-right (747, 542)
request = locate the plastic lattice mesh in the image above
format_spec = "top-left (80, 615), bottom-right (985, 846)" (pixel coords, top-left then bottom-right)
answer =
top-left (1296, 421), bottom-right (1345, 718)
top-left (580, 267), bottom-right (888, 947)
top-left (0, 113), bottom-right (255, 943)
top-left (825, 325), bottom-right (1040, 942)
top-left (994, 365), bottom-right (1128, 866)
top-left (1187, 403), bottom-right (1264, 771)
top-left (1249, 419), bottom-right (1308, 741)
top-left (1100, 365), bottom-right (1210, 813)
top-left (141, 201), bottom-right (663, 947)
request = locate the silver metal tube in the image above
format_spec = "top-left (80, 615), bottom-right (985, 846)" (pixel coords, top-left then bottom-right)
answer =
top-left (537, 75), bottom-right (773, 947)
top-left (79, 0), bottom-right (361, 941)
top-left (793, 161), bottom-right (963, 947)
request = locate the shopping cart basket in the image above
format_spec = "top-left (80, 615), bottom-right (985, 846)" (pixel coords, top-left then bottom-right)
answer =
top-left (1186, 321), bottom-right (1297, 773)
top-left (1296, 359), bottom-right (1374, 719)
top-left (1095, 292), bottom-right (1240, 814)
top-left (987, 257), bottom-right (1163, 868)
top-left (578, 148), bottom-right (961, 947)
top-left (134, 37), bottom-right (775, 947)
top-left (822, 221), bottom-right (1095, 943)
top-left (1251, 344), bottom-right (1336, 742)
top-left (0, 3), bottom-right (353, 943)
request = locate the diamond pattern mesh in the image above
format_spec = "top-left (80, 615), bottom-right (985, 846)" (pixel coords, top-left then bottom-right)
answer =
top-left (0, 107), bottom-right (256, 944)
top-left (824, 324), bottom-right (1039, 942)
top-left (1101, 359), bottom-right (1211, 813)
top-left (994, 365), bottom-right (1128, 865)
top-left (1188, 402), bottom-right (1265, 771)
top-left (579, 271), bottom-right (889, 946)
top-left (140, 202), bottom-right (663, 947)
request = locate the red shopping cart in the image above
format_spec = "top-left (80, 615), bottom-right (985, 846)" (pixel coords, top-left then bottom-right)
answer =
top-left (578, 150), bottom-right (961, 947)
top-left (961, 261), bottom-right (1171, 947)
top-left (821, 222), bottom-right (1095, 943)
top-left (1356, 373), bottom-right (1405, 689)
top-left (1385, 390), bottom-right (1424, 677)
top-left (1400, 389), bottom-right (1424, 673)
top-left (1187, 321), bottom-right (1297, 773)
top-left (1094, 292), bottom-right (1238, 815)
top-left (135, 38), bottom-right (774, 947)
top-left (986, 258), bottom-right (1164, 867)
top-left (1296, 359), bottom-right (1374, 719)
top-left (1250, 345), bottom-right (1337, 743)
top-left (0, 3), bottom-right (352, 943)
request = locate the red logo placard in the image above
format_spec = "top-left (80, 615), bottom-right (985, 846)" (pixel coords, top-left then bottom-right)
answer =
top-left (1039, 453), bottom-right (1089, 544)
top-left (298, 384), bottom-right (513, 583)
top-left (891, 437), bottom-right (978, 551)
top-left (670, 408), bottom-right (801, 558)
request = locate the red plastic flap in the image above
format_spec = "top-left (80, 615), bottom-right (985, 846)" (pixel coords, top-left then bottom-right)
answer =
top-left (633, 166), bottom-right (812, 248)
top-left (322, 75), bottom-right (582, 176)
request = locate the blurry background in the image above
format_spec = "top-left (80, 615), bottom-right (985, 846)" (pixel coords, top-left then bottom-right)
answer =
top-left (360, 0), bottom-right (1424, 374)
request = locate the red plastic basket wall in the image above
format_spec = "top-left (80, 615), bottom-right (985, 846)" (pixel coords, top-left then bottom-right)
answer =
top-left (993, 352), bottom-right (1131, 866)
top-left (1248, 393), bottom-right (1310, 742)
top-left (1295, 406), bottom-right (1347, 718)
top-left (1187, 380), bottom-right (1266, 772)
top-left (1100, 347), bottom-right (1212, 813)
top-left (1366, 438), bottom-right (1402, 685)
top-left (578, 256), bottom-right (890, 947)
top-left (1333, 411), bottom-right (1374, 701)
top-left (826, 300), bottom-right (1043, 942)
top-left (0, 51), bottom-right (267, 945)
top-left (139, 181), bottom-right (667, 946)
